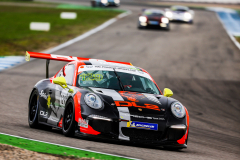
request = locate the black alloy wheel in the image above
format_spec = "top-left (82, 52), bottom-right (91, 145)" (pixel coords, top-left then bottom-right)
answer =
top-left (28, 90), bottom-right (39, 128)
top-left (62, 98), bottom-right (75, 137)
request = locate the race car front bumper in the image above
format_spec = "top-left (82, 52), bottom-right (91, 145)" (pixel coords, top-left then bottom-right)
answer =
top-left (169, 15), bottom-right (193, 23)
top-left (77, 114), bottom-right (187, 147)
top-left (139, 21), bottom-right (170, 29)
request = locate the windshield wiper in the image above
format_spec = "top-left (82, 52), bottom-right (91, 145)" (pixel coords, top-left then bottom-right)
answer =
top-left (113, 68), bottom-right (124, 91)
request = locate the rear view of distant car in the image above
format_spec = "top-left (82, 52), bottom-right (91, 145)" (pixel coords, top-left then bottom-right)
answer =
top-left (91, 0), bottom-right (120, 7)
top-left (138, 9), bottom-right (170, 30)
top-left (165, 6), bottom-right (194, 24)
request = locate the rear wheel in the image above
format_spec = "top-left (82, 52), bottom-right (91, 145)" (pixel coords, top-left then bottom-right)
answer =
top-left (28, 90), bottom-right (39, 128)
top-left (62, 98), bottom-right (75, 137)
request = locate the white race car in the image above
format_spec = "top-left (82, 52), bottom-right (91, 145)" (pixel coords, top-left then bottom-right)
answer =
top-left (91, 0), bottom-right (120, 7)
top-left (165, 6), bottom-right (194, 24)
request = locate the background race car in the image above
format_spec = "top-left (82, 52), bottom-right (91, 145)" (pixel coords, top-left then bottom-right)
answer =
top-left (91, 0), bottom-right (120, 7)
top-left (165, 6), bottom-right (194, 24)
top-left (138, 9), bottom-right (170, 30)
top-left (26, 51), bottom-right (189, 149)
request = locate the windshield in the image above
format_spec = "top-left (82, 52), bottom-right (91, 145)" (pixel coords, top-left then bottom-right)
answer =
top-left (76, 70), bottom-right (160, 94)
top-left (171, 6), bottom-right (189, 12)
top-left (144, 10), bottom-right (164, 16)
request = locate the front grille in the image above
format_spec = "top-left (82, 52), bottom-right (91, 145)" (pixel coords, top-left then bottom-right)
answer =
top-left (122, 128), bottom-right (162, 141)
top-left (90, 120), bottom-right (112, 133)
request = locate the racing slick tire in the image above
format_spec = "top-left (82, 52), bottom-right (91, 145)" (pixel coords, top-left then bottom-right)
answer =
top-left (62, 98), bottom-right (76, 137)
top-left (28, 90), bottom-right (39, 128)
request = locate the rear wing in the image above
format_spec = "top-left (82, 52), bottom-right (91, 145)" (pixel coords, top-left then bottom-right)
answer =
top-left (25, 51), bottom-right (89, 62)
top-left (25, 51), bottom-right (133, 78)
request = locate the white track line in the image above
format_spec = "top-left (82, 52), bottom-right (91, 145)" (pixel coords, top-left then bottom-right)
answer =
top-left (0, 132), bottom-right (140, 160)
top-left (43, 10), bottom-right (132, 54)
top-left (207, 8), bottom-right (240, 50)
top-left (0, 10), bottom-right (132, 72)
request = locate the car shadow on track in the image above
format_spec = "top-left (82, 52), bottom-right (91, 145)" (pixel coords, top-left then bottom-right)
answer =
top-left (170, 20), bottom-right (193, 25)
top-left (138, 27), bottom-right (170, 32)
top-left (74, 134), bottom-right (186, 152)
top-left (24, 125), bottom-right (186, 152)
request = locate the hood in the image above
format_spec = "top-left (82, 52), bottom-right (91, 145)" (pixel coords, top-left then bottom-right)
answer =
top-left (89, 88), bottom-right (168, 117)
top-left (147, 15), bottom-right (162, 21)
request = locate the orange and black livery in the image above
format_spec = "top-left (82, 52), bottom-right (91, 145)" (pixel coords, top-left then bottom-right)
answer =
top-left (27, 51), bottom-right (189, 149)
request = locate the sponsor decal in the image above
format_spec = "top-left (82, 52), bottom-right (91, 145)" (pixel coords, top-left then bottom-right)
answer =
top-left (79, 73), bottom-right (103, 81)
top-left (79, 65), bottom-right (140, 73)
top-left (121, 113), bottom-right (165, 120)
top-left (115, 101), bottom-right (160, 111)
top-left (51, 54), bottom-right (78, 61)
top-left (40, 90), bottom-right (51, 108)
top-left (40, 90), bottom-right (48, 100)
top-left (78, 118), bottom-right (89, 128)
top-left (130, 114), bottom-right (165, 120)
top-left (60, 90), bottom-right (72, 106)
top-left (40, 110), bottom-right (48, 117)
top-left (47, 95), bottom-right (51, 108)
top-left (119, 91), bottom-right (145, 102)
top-left (127, 121), bottom-right (158, 131)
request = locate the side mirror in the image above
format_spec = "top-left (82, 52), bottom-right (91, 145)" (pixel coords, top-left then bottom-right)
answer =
top-left (53, 77), bottom-right (73, 93)
top-left (163, 88), bottom-right (173, 97)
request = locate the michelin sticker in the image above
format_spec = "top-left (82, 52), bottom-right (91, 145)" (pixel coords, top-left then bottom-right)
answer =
top-left (127, 121), bottom-right (158, 131)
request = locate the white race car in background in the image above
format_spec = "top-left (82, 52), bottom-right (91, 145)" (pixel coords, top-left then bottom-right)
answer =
top-left (165, 6), bottom-right (194, 24)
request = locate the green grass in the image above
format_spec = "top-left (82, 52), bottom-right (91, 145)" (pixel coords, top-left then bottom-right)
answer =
top-left (0, 133), bottom-right (130, 160)
top-left (237, 10), bottom-right (240, 15)
top-left (0, 5), bottom-right (121, 56)
top-left (0, 0), bottom-right (33, 2)
top-left (235, 36), bottom-right (240, 44)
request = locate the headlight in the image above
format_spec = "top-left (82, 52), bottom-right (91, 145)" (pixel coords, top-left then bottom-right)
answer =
top-left (101, 0), bottom-right (108, 4)
top-left (114, 0), bottom-right (120, 3)
top-left (184, 12), bottom-right (192, 19)
top-left (139, 16), bottom-right (147, 23)
top-left (161, 17), bottom-right (169, 24)
top-left (84, 93), bottom-right (103, 109)
top-left (165, 11), bottom-right (173, 18)
top-left (171, 102), bottom-right (185, 118)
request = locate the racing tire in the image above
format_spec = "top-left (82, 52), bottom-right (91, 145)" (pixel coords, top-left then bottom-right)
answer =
top-left (165, 26), bottom-right (170, 31)
top-left (28, 90), bottom-right (39, 128)
top-left (138, 25), bottom-right (144, 29)
top-left (62, 98), bottom-right (75, 137)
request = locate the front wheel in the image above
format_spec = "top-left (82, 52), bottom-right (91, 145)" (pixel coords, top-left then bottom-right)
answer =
top-left (62, 98), bottom-right (75, 137)
top-left (28, 90), bottom-right (39, 128)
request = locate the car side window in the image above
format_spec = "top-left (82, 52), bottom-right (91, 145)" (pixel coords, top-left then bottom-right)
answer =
top-left (64, 64), bottom-right (75, 86)
top-left (56, 69), bottom-right (63, 77)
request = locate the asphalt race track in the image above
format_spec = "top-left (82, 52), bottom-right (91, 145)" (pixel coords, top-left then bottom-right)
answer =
top-left (0, 1), bottom-right (240, 160)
